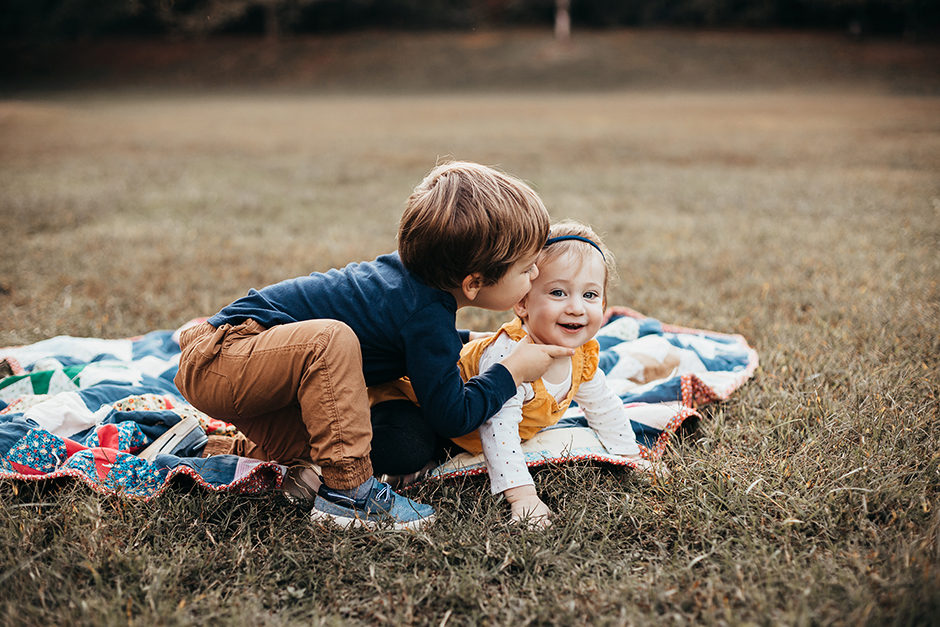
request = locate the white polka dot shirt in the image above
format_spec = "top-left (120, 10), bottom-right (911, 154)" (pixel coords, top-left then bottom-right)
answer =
top-left (477, 333), bottom-right (641, 495)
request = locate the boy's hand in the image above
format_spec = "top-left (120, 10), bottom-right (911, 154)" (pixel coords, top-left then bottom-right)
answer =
top-left (500, 336), bottom-right (575, 386)
top-left (504, 485), bottom-right (552, 529)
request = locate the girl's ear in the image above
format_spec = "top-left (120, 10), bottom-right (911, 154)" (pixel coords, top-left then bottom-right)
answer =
top-left (460, 273), bottom-right (484, 301)
top-left (513, 296), bottom-right (529, 320)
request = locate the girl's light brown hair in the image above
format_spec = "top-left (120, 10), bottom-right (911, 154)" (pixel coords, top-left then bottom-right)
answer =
top-left (399, 161), bottom-right (550, 290)
top-left (538, 220), bottom-right (617, 304)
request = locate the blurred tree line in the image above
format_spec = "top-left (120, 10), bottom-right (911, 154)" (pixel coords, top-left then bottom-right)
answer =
top-left (2, 0), bottom-right (937, 42)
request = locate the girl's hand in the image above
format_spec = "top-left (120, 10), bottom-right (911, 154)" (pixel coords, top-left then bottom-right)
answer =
top-left (504, 485), bottom-right (552, 529)
top-left (467, 331), bottom-right (495, 341)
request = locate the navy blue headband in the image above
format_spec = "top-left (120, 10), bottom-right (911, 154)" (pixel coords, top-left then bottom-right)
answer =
top-left (544, 235), bottom-right (606, 260)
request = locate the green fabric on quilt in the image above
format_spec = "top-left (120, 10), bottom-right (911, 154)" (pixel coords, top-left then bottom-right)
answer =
top-left (0, 365), bottom-right (85, 395)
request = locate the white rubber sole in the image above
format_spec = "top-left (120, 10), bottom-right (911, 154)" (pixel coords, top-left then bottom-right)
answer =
top-left (309, 509), bottom-right (435, 531)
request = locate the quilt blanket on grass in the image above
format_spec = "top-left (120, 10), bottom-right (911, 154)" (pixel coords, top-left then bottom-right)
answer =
top-left (0, 307), bottom-right (758, 499)
top-left (0, 323), bottom-right (285, 500)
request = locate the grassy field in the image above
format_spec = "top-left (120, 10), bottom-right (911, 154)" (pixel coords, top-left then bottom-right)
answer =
top-left (1, 29), bottom-right (939, 626)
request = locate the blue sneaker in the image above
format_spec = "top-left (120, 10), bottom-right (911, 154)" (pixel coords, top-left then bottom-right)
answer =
top-left (310, 478), bottom-right (435, 531)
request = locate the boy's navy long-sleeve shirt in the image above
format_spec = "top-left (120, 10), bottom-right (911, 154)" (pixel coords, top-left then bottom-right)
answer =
top-left (206, 252), bottom-right (518, 438)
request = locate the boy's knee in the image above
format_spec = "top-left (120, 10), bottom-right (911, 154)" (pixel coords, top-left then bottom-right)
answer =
top-left (318, 320), bottom-right (359, 353)
top-left (326, 319), bottom-right (355, 340)
top-left (371, 400), bottom-right (427, 431)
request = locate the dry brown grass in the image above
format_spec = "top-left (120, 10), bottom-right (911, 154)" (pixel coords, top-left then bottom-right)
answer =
top-left (1, 88), bottom-right (937, 343)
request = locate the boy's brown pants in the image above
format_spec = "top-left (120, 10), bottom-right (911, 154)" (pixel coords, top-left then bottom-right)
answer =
top-left (174, 319), bottom-right (373, 490)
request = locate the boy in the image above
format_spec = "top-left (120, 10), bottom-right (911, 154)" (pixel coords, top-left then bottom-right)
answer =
top-left (175, 161), bottom-right (573, 530)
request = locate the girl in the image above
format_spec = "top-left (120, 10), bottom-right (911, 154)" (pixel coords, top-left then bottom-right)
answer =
top-left (452, 220), bottom-right (659, 528)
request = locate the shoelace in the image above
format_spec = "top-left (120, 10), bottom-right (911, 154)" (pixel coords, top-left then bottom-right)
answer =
top-left (373, 483), bottom-right (392, 506)
top-left (318, 481), bottom-right (394, 512)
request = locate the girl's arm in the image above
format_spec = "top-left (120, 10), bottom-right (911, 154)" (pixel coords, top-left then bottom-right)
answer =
top-left (575, 370), bottom-right (667, 477)
top-left (574, 368), bottom-right (641, 457)
top-left (477, 337), bottom-right (553, 528)
top-left (478, 388), bottom-right (531, 494)
top-left (478, 390), bottom-right (552, 527)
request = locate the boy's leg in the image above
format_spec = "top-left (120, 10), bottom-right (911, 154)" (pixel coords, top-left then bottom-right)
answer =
top-left (178, 319), bottom-right (435, 529)
top-left (175, 319), bottom-right (372, 490)
top-left (370, 400), bottom-right (440, 475)
top-left (367, 382), bottom-right (446, 487)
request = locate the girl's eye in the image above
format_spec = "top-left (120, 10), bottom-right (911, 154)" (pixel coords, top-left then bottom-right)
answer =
top-left (550, 289), bottom-right (566, 297)
top-left (584, 291), bottom-right (599, 300)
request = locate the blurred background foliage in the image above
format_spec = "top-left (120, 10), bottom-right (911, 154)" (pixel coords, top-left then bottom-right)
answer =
top-left (2, 0), bottom-right (938, 43)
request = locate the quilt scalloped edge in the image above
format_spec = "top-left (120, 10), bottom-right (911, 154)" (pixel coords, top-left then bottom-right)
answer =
top-left (0, 459), bottom-right (285, 502)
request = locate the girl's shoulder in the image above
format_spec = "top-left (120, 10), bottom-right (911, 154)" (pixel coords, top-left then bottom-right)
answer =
top-left (576, 338), bottom-right (601, 380)
top-left (479, 330), bottom-right (518, 360)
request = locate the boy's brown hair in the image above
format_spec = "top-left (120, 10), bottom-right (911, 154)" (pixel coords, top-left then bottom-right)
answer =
top-left (398, 161), bottom-right (550, 290)
top-left (539, 219), bottom-right (617, 305)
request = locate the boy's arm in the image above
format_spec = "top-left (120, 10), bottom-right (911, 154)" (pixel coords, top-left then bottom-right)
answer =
top-left (457, 330), bottom-right (495, 343)
top-left (401, 310), bottom-right (518, 438)
top-left (400, 307), bottom-right (572, 438)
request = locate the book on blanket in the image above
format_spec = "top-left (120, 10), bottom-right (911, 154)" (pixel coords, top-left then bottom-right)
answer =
top-left (0, 307), bottom-right (758, 499)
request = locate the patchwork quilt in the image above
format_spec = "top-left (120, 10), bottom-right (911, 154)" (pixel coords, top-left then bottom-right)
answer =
top-left (0, 307), bottom-right (758, 499)
top-left (0, 323), bottom-right (284, 500)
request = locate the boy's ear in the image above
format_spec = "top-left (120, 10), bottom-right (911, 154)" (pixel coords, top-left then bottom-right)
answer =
top-left (513, 296), bottom-right (529, 319)
top-left (460, 273), bottom-right (484, 301)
